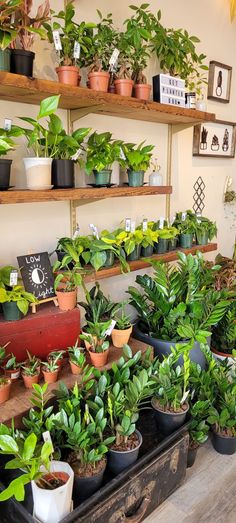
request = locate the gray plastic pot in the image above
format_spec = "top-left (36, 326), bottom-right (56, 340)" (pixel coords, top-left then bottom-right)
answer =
top-left (212, 431), bottom-right (236, 455)
top-left (151, 398), bottom-right (189, 436)
top-left (127, 245), bottom-right (141, 261)
top-left (108, 430), bottom-right (142, 475)
top-left (133, 321), bottom-right (209, 369)
top-left (73, 466), bottom-right (105, 504)
top-left (141, 245), bottom-right (154, 257)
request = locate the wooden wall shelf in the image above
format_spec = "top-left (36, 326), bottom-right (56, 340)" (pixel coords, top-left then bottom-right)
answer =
top-left (83, 243), bottom-right (218, 283)
top-left (0, 72), bottom-right (215, 125)
top-left (0, 185), bottom-right (172, 205)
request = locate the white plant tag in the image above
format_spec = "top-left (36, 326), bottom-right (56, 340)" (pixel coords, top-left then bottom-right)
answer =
top-left (10, 270), bottom-right (18, 286)
top-left (89, 223), bottom-right (99, 239)
top-left (120, 147), bottom-right (126, 160)
top-left (170, 215), bottom-right (176, 225)
top-left (71, 148), bottom-right (83, 161)
top-left (159, 217), bottom-right (164, 229)
top-left (182, 212), bottom-right (187, 221)
top-left (131, 220), bottom-right (136, 233)
top-left (105, 319), bottom-right (116, 336)
top-left (142, 219), bottom-right (148, 231)
top-left (53, 30), bottom-right (62, 51)
top-left (74, 42), bottom-right (81, 59)
top-left (72, 226), bottom-right (80, 239)
top-left (196, 212), bottom-right (202, 223)
top-left (125, 218), bottom-right (131, 232)
top-left (42, 431), bottom-right (54, 452)
top-left (4, 118), bottom-right (12, 131)
top-left (109, 48), bottom-right (120, 67)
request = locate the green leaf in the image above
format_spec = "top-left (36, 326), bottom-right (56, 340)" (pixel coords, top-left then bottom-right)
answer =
top-left (37, 95), bottom-right (60, 120)
top-left (0, 435), bottom-right (18, 454)
top-left (22, 433), bottom-right (37, 461)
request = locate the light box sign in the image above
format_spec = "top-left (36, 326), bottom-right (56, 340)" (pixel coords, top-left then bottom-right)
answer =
top-left (17, 252), bottom-right (55, 300)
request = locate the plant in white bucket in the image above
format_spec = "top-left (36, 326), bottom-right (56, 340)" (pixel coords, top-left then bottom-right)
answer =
top-left (0, 431), bottom-right (74, 523)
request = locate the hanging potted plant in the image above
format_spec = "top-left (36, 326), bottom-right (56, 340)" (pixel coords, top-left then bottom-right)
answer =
top-left (85, 131), bottom-right (123, 186)
top-left (195, 216), bottom-right (217, 245)
top-left (10, 0), bottom-right (50, 77)
top-left (87, 11), bottom-right (118, 92)
top-left (122, 140), bottom-right (154, 187)
top-left (44, 1), bottom-right (95, 86)
top-left (68, 340), bottom-right (86, 375)
top-left (0, 433), bottom-right (74, 523)
top-left (0, 125), bottom-right (22, 189)
top-left (0, 0), bottom-right (20, 71)
top-left (53, 255), bottom-right (83, 312)
top-left (21, 358), bottom-right (40, 388)
top-left (3, 352), bottom-right (21, 381)
top-left (111, 300), bottom-right (133, 348)
top-left (0, 285), bottom-right (38, 321)
top-left (80, 319), bottom-right (112, 368)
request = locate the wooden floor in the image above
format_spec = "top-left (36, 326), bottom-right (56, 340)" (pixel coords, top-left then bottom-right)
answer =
top-left (144, 440), bottom-right (236, 523)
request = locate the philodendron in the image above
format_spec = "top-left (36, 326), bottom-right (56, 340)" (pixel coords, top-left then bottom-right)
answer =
top-left (173, 210), bottom-right (197, 248)
top-left (115, 228), bottom-right (144, 261)
top-left (0, 285), bottom-right (38, 321)
top-left (122, 141), bottom-right (154, 187)
top-left (85, 131), bottom-right (123, 186)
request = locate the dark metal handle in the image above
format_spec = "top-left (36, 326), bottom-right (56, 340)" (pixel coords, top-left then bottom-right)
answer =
top-left (122, 496), bottom-right (151, 523)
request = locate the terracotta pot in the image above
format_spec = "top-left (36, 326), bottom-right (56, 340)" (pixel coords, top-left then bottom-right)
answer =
top-left (56, 289), bottom-right (77, 311)
top-left (4, 368), bottom-right (20, 382)
top-left (81, 331), bottom-right (97, 351)
top-left (56, 66), bottom-right (80, 86)
top-left (22, 373), bottom-right (39, 389)
top-left (111, 326), bottom-right (133, 348)
top-left (42, 369), bottom-right (59, 384)
top-left (88, 71), bottom-right (110, 92)
top-left (134, 83), bottom-right (151, 100)
top-left (114, 79), bottom-right (134, 97)
top-left (89, 349), bottom-right (109, 368)
top-left (0, 379), bottom-right (11, 404)
top-left (69, 360), bottom-right (83, 375)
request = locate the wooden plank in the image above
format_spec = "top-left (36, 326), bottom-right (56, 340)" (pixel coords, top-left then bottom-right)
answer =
top-left (0, 185), bottom-right (172, 205)
top-left (83, 244), bottom-right (218, 282)
top-left (0, 338), bottom-right (149, 428)
top-left (0, 72), bottom-right (215, 125)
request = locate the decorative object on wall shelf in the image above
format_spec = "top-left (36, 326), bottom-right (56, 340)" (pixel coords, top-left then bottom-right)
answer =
top-left (193, 177), bottom-right (206, 214)
top-left (17, 252), bottom-right (55, 301)
top-left (153, 74), bottom-right (185, 107)
top-left (207, 61), bottom-right (232, 103)
top-left (193, 120), bottom-right (236, 158)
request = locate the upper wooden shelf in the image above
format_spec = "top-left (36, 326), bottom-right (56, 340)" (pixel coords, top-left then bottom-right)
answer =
top-left (0, 185), bottom-right (172, 205)
top-left (0, 72), bottom-right (215, 125)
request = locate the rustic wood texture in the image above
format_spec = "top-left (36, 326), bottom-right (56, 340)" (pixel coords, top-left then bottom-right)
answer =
top-left (83, 244), bottom-right (218, 282)
top-left (0, 72), bottom-right (215, 125)
top-left (0, 338), bottom-right (149, 428)
top-left (0, 185), bottom-right (172, 205)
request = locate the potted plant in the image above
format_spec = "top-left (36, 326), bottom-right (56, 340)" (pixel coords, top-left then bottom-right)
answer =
top-left (47, 350), bottom-right (65, 368)
top-left (78, 282), bottom-right (118, 323)
top-left (111, 300), bottom-right (133, 348)
top-left (53, 255), bottom-right (83, 311)
top-left (23, 350), bottom-right (41, 374)
top-left (173, 211), bottom-right (197, 249)
top-left (80, 320), bottom-right (112, 368)
top-left (0, 376), bottom-right (11, 404)
top-left (68, 340), bottom-right (86, 375)
top-left (207, 375), bottom-right (236, 455)
top-left (114, 31), bottom-right (135, 97)
top-left (187, 399), bottom-right (210, 467)
top-left (10, 0), bottom-right (50, 77)
top-left (0, 126), bottom-right (22, 189)
top-left (42, 357), bottom-right (60, 384)
top-left (0, 285), bottom-right (38, 321)
top-left (88, 233), bottom-right (129, 272)
top-left (140, 227), bottom-right (159, 257)
top-left (0, 432), bottom-right (74, 523)
top-left (3, 352), bottom-right (21, 381)
top-left (85, 131), bottom-right (123, 186)
top-left (151, 221), bottom-right (179, 254)
top-left (122, 140), bottom-right (154, 187)
top-left (0, 0), bottom-right (20, 71)
top-left (211, 303), bottom-right (236, 365)
top-left (44, 1), bottom-right (95, 86)
top-left (17, 94), bottom-right (61, 190)
top-left (21, 358), bottom-right (40, 389)
top-left (54, 235), bottom-right (92, 267)
top-left (195, 216), bottom-right (217, 245)
top-left (115, 228), bottom-right (143, 261)
top-left (87, 11), bottom-right (117, 92)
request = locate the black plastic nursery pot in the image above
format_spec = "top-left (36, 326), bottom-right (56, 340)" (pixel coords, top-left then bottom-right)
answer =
top-left (0, 159), bottom-right (12, 188)
top-left (179, 233), bottom-right (193, 249)
top-left (212, 430), bottom-right (236, 455)
top-left (108, 430), bottom-right (143, 475)
top-left (196, 232), bottom-right (209, 245)
top-left (127, 244), bottom-right (141, 261)
top-left (187, 445), bottom-right (198, 468)
top-left (10, 49), bottom-right (35, 77)
top-left (0, 49), bottom-right (11, 72)
top-left (127, 169), bottom-right (144, 187)
top-left (151, 398), bottom-right (189, 436)
top-left (94, 169), bottom-right (112, 186)
top-left (52, 159), bottom-right (75, 188)
top-left (168, 237), bottom-right (178, 251)
top-left (141, 245), bottom-right (154, 257)
top-left (2, 302), bottom-right (22, 321)
top-left (103, 250), bottom-right (115, 267)
top-left (154, 238), bottom-right (168, 254)
top-left (73, 465), bottom-right (106, 505)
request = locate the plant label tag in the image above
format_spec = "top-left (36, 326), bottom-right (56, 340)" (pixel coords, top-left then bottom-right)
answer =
top-left (182, 212), bottom-right (187, 221)
top-left (142, 219), bottom-right (148, 231)
top-left (42, 431), bottom-right (54, 452)
top-left (125, 218), bottom-right (131, 232)
top-left (72, 226), bottom-right (80, 239)
top-left (4, 118), bottom-right (12, 131)
top-left (105, 319), bottom-right (116, 336)
top-left (131, 221), bottom-right (136, 233)
top-left (120, 147), bottom-right (126, 160)
top-left (170, 215), bottom-right (176, 225)
top-left (53, 30), bottom-right (62, 51)
top-left (10, 270), bottom-right (18, 286)
top-left (89, 223), bottom-right (99, 239)
top-left (109, 48), bottom-right (120, 67)
top-left (196, 212), bottom-right (202, 223)
top-left (74, 42), bottom-right (81, 59)
top-left (159, 217), bottom-right (164, 229)
top-left (11, 12), bottom-right (15, 23)
top-left (71, 148), bottom-right (83, 161)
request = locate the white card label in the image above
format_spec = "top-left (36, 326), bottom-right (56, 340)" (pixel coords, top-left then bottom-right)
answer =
top-left (10, 270), bottom-right (18, 286)
top-left (109, 48), bottom-right (120, 67)
top-left (105, 319), bottom-right (116, 336)
top-left (4, 118), bottom-right (12, 131)
top-left (120, 147), bottom-right (126, 160)
top-left (74, 42), bottom-right (81, 59)
top-left (170, 215), bottom-right (176, 225)
top-left (42, 431), bottom-right (54, 452)
top-left (125, 218), bottom-right (131, 232)
top-left (182, 212), bottom-right (187, 221)
top-left (159, 217), bottom-right (164, 229)
top-left (131, 221), bottom-right (136, 233)
top-left (53, 30), bottom-right (62, 51)
top-left (142, 219), bottom-right (148, 231)
top-left (89, 223), bottom-right (99, 239)
top-left (71, 148), bottom-right (83, 161)
top-left (72, 226), bottom-right (80, 239)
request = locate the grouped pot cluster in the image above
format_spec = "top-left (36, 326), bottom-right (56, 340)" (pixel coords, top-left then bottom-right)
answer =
top-left (0, 2), bottom-right (208, 100)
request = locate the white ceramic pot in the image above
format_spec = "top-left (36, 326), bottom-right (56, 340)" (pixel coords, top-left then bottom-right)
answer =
top-left (23, 157), bottom-right (53, 190)
top-left (31, 460), bottom-right (74, 523)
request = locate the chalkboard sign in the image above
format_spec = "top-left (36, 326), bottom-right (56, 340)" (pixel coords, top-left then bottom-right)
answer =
top-left (17, 252), bottom-right (55, 300)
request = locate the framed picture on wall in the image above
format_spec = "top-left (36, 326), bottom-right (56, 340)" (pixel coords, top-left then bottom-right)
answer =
top-left (207, 61), bottom-right (232, 103)
top-left (193, 120), bottom-right (236, 158)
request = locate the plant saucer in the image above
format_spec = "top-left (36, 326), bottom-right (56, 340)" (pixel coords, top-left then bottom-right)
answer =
top-left (87, 183), bottom-right (117, 188)
top-left (27, 185), bottom-right (54, 191)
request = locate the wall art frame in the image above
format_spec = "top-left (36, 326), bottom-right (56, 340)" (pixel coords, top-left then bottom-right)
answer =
top-left (207, 60), bottom-right (232, 103)
top-left (193, 119), bottom-right (236, 158)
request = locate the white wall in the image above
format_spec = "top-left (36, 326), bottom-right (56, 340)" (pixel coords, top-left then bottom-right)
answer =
top-left (0, 0), bottom-right (235, 304)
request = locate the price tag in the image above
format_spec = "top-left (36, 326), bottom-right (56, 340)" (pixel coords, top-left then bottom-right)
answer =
top-left (4, 118), bottom-right (12, 131)
top-left (74, 42), bottom-right (81, 59)
top-left (159, 217), bottom-right (164, 229)
top-left (120, 147), bottom-right (126, 160)
top-left (10, 270), bottom-right (18, 286)
top-left (109, 48), bottom-right (120, 68)
top-left (105, 320), bottom-right (116, 336)
top-left (89, 223), bottom-right (99, 239)
top-left (142, 219), bottom-right (148, 231)
top-left (53, 30), bottom-right (62, 51)
top-left (131, 221), bottom-right (136, 233)
top-left (182, 212), bottom-right (187, 221)
top-left (125, 218), bottom-right (131, 232)
top-left (42, 431), bottom-right (54, 453)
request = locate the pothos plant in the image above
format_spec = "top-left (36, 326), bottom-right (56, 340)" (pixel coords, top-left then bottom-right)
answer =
top-left (0, 285), bottom-right (38, 315)
top-left (85, 131), bottom-right (124, 175)
top-left (115, 228), bottom-right (144, 257)
top-left (122, 141), bottom-right (154, 172)
top-left (195, 216), bottom-right (217, 242)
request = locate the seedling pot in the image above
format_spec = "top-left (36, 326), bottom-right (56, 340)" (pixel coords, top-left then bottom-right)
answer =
top-left (196, 232), bottom-right (208, 245)
top-left (108, 430), bottom-right (143, 475)
top-left (69, 360), bottom-right (83, 375)
top-left (179, 233), bottom-right (193, 249)
top-left (93, 169), bottom-right (112, 186)
top-left (134, 83), bottom-right (151, 100)
top-left (42, 369), bottom-right (59, 384)
top-left (127, 245), bottom-right (141, 261)
top-left (88, 71), bottom-right (110, 92)
top-left (0, 159), bottom-right (12, 188)
top-left (114, 79), bottom-right (134, 97)
top-left (103, 250), bottom-right (115, 267)
top-left (0, 49), bottom-right (11, 71)
top-left (187, 445), bottom-right (198, 468)
top-left (89, 349), bottom-right (109, 368)
top-left (127, 169), bottom-right (144, 187)
top-left (73, 464), bottom-right (106, 504)
top-left (154, 238), bottom-right (168, 254)
top-left (2, 302), bottom-right (22, 321)
top-left (212, 430), bottom-right (236, 455)
top-left (0, 379), bottom-right (11, 404)
top-left (56, 289), bottom-right (77, 311)
top-left (32, 460), bottom-right (74, 523)
top-left (141, 245), bottom-right (154, 257)
top-left (111, 326), bottom-right (133, 348)
top-left (4, 367), bottom-right (20, 382)
top-left (168, 238), bottom-right (178, 251)
top-left (23, 157), bottom-right (52, 190)
top-left (52, 159), bottom-right (75, 188)
top-left (10, 49), bottom-right (35, 77)
top-left (56, 66), bottom-right (80, 86)
top-left (151, 398), bottom-right (189, 436)
top-left (22, 373), bottom-right (39, 389)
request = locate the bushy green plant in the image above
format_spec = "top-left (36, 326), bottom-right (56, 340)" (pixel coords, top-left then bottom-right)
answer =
top-left (122, 4), bottom-right (152, 83)
top-left (68, 340), bottom-right (86, 367)
top-left (80, 320), bottom-right (111, 353)
top-left (211, 302), bottom-right (236, 355)
top-left (53, 255), bottom-right (83, 292)
top-left (10, 0), bottom-right (50, 51)
top-left (173, 210), bottom-right (197, 235)
top-left (122, 141), bottom-right (154, 172)
top-left (189, 399), bottom-right (210, 446)
top-left (85, 131), bottom-right (123, 175)
top-left (0, 285), bottom-right (38, 315)
top-left (111, 300), bottom-right (132, 330)
top-left (115, 228), bottom-right (143, 256)
top-left (195, 216), bottom-right (217, 242)
top-left (152, 346), bottom-right (190, 412)
top-left (79, 282), bottom-right (118, 323)
top-left (86, 11), bottom-right (118, 72)
top-left (0, 1), bottom-right (21, 50)
top-left (0, 265), bottom-right (18, 288)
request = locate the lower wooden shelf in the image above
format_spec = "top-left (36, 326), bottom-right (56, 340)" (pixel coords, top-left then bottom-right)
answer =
top-left (84, 243), bottom-right (218, 282)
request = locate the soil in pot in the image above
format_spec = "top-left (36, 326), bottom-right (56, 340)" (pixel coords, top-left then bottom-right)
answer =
top-left (0, 49), bottom-right (11, 72)
top-left (111, 326), bottom-right (133, 348)
top-left (212, 429), bottom-right (236, 455)
top-left (0, 378), bottom-right (11, 404)
top-left (127, 245), bottom-right (141, 262)
top-left (10, 49), bottom-right (35, 77)
top-left (56, 289), bottom-right (77, 311)
top-left (179, 233), bottom-right (193, 249)
top-left (154, 238), bottom-right (168, 254)
top-left (52, 159), bottom-right (75, 188)
top-left (42, 369), bottom-right (59, 384)
top-left (56, 66), bottom-right (80, 86)
top-left (127, 169), bottom-right (144, 187)
top-left (69, 360), bottom-right (83, 375)
top-left (134, 83), bottom-right (151, 100)
top-left (88, 71), bottom-right (110, 92)
top-left (196, 232), bottom-right (209, 245)
top-left (114, 79), bottom-right (134, 97)
top-left (22, 373), bottom-right (39, 389)
top-left (187, 443), bottom-right (198, 468)
top-left (0, 159), bottom-right (12, 188)
top-left (89, 349), bottom-right (109, 368)
top-left (68, 454), bottom-right (106, 504)
top-left (151, 397), bottom-right (189, 436)
top-left (93, 169), bottom-right (112, 186)
top-left (108, 430), bottom-right (142, 475)
top-left (2, 301), bottom-right (22, 321)
top-left (38, 472), bottom-right (69, 490)
top-left (141, 245), bottom-right (153, 257)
